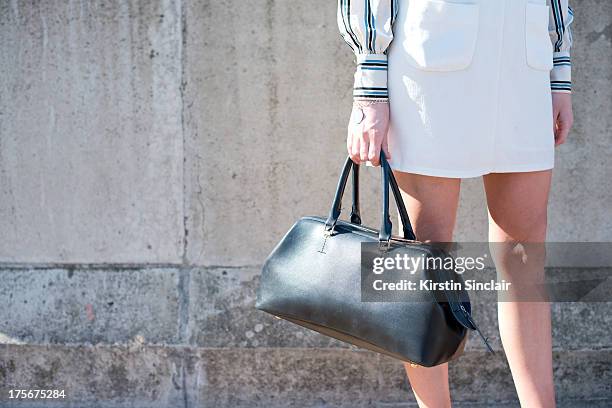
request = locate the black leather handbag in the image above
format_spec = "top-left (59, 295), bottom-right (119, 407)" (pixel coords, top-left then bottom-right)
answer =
top-left (256, 153), bottom-right (492, 367)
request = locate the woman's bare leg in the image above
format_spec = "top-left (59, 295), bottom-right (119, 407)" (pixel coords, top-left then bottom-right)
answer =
top-left (393, 170), bottom-right (461, 408)
top-left (484, 170), bottom-right (556, 408)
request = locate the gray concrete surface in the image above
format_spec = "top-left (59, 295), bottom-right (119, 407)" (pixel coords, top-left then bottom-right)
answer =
top-left (0, 0), bottom-right (611, 407)
top-left (0, 0), bottom-right (184, 263)
top-left (1, 344), bottom-right (611, 408)
top-left (1, 1), bottom-right (611, 264)
top-left (182, 0), bottom-right (357, 266)
top-left (0, 268), bottom-right (181, 345)
top-left (3, 267), bottom-right (611, 352)
top-left (1, 267), bottom-right (611, 407)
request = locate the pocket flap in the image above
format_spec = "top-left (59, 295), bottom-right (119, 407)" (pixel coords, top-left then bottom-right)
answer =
top-left (525, 2), bottom-right (554, 71)
top-left (402, 0), bottom-right (480, 71)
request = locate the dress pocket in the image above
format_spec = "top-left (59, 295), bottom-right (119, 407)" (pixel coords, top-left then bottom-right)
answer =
top-left (525, 2), bottom-right (554, 71)
top-left (402, 0), bottom-right (480, 72)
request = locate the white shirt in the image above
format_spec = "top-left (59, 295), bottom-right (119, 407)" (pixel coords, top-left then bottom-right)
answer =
top-left (337, 0), bottom-right (574, 99)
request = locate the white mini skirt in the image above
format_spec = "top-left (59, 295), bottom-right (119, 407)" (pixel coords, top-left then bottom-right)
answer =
top-left (387, 0), bottom-right (555, 178)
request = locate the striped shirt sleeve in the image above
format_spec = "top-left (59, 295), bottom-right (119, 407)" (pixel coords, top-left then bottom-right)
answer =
top-left (549, 0), bottom-right (574, 94)
top-left (337, 0), bottom-right (398, 100)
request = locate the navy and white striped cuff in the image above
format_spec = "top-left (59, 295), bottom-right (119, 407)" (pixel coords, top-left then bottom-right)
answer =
top-left (551, 80), bottom-right (572, 93)
top-left (551, 52), bottom-right (572, 94)
top-left (353, 54), bottom-right (389, 100)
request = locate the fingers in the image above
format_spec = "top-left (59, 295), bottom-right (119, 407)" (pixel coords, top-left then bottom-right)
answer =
top-left (350, 134), bottom-right (361, 164)
top-left (552, 103), bottom-right (566, 146)
top-left (555, 122), bottom-right (566, 146)
top-left (366, 127), bottom-right (393, 167)
top-left (348, 117), bottom-right (362, 163)
top-left (552, 93), bottom-right (573, 147)
top-left (346, 126), bottom-right (354, 161)
top-left (554, 106), bottom-right (573, 147)
top-left (360, 135), bottom-right (369, 163)
top-left (553, 112), bottom-right (565, 147)
top-left (556, 114), bottom-right (572, 146)
top-left (368, 130), bottom-right (381, 166)
top-left (348, 125), bottom-right (389, 166)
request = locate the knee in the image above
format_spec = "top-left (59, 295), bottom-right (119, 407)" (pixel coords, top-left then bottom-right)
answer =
top-left (488, 211), bottom-right (548, 271)
top-left (490, 210), bottom-right (548, 243)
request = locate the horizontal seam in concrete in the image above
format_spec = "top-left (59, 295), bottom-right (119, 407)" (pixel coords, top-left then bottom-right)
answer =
top-left (0, 263), bottom-right (263, 270)
top-left (198, 264), bottom-right (262, 269)
top-left (2, 344), bottom-right (611, 353)
top-left (5, 263), bottom-right (607, 270)
top-left (0, 262), bottom-right (184, 270)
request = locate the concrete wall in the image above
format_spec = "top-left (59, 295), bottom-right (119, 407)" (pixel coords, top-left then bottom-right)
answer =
top-left (1, 0), bottom-right (611, 407)
top-left (0, 0), bottom-right (185, 264)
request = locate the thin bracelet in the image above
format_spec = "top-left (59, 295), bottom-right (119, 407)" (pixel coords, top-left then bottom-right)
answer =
top-left (353, 99), bottom-right (389, 107)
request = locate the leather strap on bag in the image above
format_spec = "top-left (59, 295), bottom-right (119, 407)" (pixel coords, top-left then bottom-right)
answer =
top-left (324, 152), bottom-right (416, 242)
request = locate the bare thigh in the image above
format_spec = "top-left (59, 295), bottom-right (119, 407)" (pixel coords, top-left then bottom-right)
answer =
top-left (393, 170), bottom-right (461, 408)
top-left (483, 170), bottom-right (552, 242)
top-left (393, 171), bottom-right (461, 241)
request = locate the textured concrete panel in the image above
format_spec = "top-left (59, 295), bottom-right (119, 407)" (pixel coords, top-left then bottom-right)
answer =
top-left (1, 345), bottom-right (610, 408)
top-left (2, 265), bottom-right (609, 352)
top-left (0, 0), bottom-right (184, 263)
top-left (188, 267), bottom-right (612, 351)
top-left (196, 349), bottom-right (612, 408)
top-left (199, 348), bottom-right (391, 408)
top-left (0, 344), bottom-right (190, 408)
top-left (0, 268), bottom-right (181, 345)
top-left (455, 178), bottom-right (490, 241)
top-left (183, 0), bottom-right (383, 266)
top-left (187, 267), bottom-right (346, 349)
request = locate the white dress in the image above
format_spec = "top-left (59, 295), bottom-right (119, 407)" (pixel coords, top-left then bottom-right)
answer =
top-left (338, 0), bottom-right (574, 178)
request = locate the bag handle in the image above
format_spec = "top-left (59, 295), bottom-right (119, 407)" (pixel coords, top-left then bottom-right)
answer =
top-left (349, 160), bottom-right (412, 231)
top-left (386, 156), bottom-right (416, 241)
top-left (350, 162), bottom-right (362, 225)
top-left (324, 152), bottom-right (416, 243)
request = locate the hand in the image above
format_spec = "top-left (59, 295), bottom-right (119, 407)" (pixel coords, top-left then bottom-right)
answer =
top-left (347, 101), bottom-right (391, 166)
top-left (552, 93), bottom-right (573, 146)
